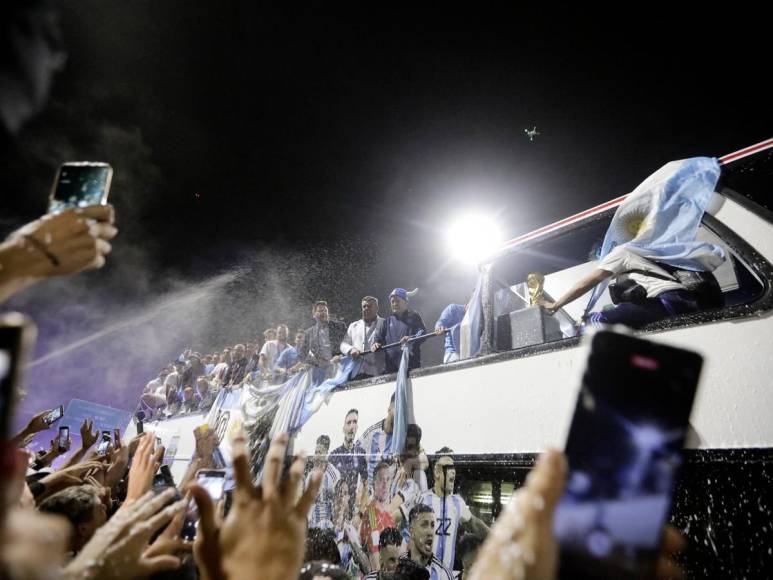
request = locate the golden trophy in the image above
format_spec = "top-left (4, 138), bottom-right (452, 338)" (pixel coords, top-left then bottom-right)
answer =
top-left (527, 272), bottom-right (545, 306)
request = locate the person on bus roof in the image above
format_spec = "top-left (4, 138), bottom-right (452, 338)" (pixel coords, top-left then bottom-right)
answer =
top-left (538, 244), bottom-right (723, 329)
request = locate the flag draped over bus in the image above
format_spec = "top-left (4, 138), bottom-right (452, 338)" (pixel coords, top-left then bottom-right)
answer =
top-left (585, 156), bottom-right (725, 313)
top-left (391, 342), bottom-right (416, 455)
top-left (459, 274), bottom-right (484, 359)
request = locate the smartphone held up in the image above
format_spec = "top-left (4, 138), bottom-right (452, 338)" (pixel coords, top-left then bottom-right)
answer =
top-left (181, 469), bottom-right (226, 541)
top-left (47, 162), bottom-right (113, 214)
top-left (555, 329), bottom-right (702, 580)
top-left (57, 426), bottom-right (70, 452)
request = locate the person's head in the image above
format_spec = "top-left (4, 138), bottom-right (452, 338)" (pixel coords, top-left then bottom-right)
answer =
top-left (276, 324), bottom-right (289, 342)
top-left (378, 527), bottom-right (403, 572)
top-left (263, 328), bottom-right (277, 342)
top-left (294, 331), bottom-right (306, 349)
top-left (173, 360), bottom-right (185, 373)
top-left (402, 423), bottom-right (422, 469)
top-left (384, 392), bottom-right (396, 432)
top-left (298, 561), bottom-right (348, 580)
top-left (408, 504), bottom-right (436, 559)
top-left (313, 301), bottom-right (329, 323)
top-left (459, 534), bottom-right (485, 580)
top-left (361, 296), bottom-right (379, 322)
top-left (389, 288), bottom-right (409, 315)
top-left (373, 461), bottom-right (391, 502)
top-left (303, 529), bottom-right (341, 565)
top-left (332, 479), bottom-right (349, 523)
top-left (433, 451), bottom-right (456, 495)
top-left (158, 367), bottom-right (170, 380)
top-left (314, 434), bottom-right (330, 469)
top-left (231, 344), bottom-right (245, 361)
top-left (197, 376), bottom-right (210, 392)
top-left (39, 484), bottom-right (107, 552)
top-left (342, 409), bottom-right (358, 446)
top-left (395, 558), bottom-right (431, 580)
top-left (221, 348), bottom-right (231, 363)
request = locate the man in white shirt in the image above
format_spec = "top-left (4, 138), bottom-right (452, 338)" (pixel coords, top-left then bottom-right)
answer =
top-left (259, 324), bottom-right (290, 380)
top-left (340, 296), bottom-right (385, 379)
top-left (540, 244), bottom-right (720, 329)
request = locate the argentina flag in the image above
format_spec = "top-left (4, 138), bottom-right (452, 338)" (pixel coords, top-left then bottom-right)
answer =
top-left (391, 343), bottom-right (416, 455)
top-left (586, 156), bottom-right (725, 312)
top-left (459, 274), bottom-right (484, 359)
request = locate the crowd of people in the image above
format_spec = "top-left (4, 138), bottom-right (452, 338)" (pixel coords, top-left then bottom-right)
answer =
top-left (137, 292), bottom-right (458, 421)
top-left (0, 4), bottom-right (716, 578)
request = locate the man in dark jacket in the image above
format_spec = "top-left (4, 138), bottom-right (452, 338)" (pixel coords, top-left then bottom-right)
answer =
top-left (374, 288), bottom-right (439, 373)
top-left (305, 300), bottom-right (347, 368)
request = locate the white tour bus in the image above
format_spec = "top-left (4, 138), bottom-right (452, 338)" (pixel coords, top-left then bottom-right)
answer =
top-left (130, 137), bottom-right (773, 577)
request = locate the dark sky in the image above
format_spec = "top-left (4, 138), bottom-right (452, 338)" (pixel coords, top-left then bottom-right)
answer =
top-left (2, 3), bottom-right (770, 423)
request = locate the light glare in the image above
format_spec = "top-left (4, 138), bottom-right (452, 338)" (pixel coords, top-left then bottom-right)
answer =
top-left (446, 214), bottom-right (504, 264)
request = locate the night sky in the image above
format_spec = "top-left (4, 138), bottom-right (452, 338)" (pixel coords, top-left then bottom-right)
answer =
top-left (1, 3), bottom-right (769, 425)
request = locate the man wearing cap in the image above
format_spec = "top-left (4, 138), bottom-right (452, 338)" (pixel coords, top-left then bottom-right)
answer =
top-left (373, 288), bottom-right (436, 373)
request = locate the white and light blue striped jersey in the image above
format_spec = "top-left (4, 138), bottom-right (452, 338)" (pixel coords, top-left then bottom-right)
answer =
top-left (357, 419), bottom-right (393, 487)
top-left (419, 490), bottom-right (472, 570)
top-left (305, 462), bottom-right (341, 530)
top-left (388, 464), bottom-right (421, 542)
top-left (398, 553), bottom-right (454, 580)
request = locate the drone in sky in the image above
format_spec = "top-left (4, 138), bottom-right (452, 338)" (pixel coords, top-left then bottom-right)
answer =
top-left (524, 126), bottom-right (540, 141)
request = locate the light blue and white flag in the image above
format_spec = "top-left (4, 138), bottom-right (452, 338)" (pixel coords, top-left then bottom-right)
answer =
top-left (459, 274), bottom-right (484, 359)
top-left (293, 356), bottom-right (364, 431)
top-left (391, 343), bottom-right (416, 455)
top-left (586, 156), bottom-right (725, 313)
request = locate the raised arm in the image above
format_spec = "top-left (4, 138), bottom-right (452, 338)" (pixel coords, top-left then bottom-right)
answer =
top-left (538, 269), bottom-right (612, 314)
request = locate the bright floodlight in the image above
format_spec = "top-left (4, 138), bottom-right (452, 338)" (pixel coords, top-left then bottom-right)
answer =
top-left (446, 214), bottom-right (504, 264)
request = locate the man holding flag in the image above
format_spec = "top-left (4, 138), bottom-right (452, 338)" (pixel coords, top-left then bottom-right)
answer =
top-left (539, 157), bottom-right (726, 328)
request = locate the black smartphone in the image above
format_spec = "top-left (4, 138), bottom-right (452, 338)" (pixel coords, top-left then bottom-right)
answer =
top-left (159, 464), bottom-right (175, 487)
top-left (47, 161), bottom-right (113, 214)
top-left (113, 428), bottom-right (120, 445)
top-left (44, 405), bottom-right (64, 426)
top-left (96, 431), bottom-right (112, 456)
top-left (136, 411), bottom-right (144, 435)
top-left (155, 436), bottom-right (162, 451)
top-left (0, 313), bottom-right (36, 442)
top-left (554, 330), bottom-right (703, 580)
top-left (57, 425), bottom-right (69, 452)
top-left (181, 469), bottom-right (226, 540)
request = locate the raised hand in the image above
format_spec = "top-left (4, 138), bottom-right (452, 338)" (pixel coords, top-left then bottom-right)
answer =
top-left (191, 431), bottom-right (322, 580)
top-left (64, 488), bottom-right (186, 580)
top-left (80, 418), bottom-right (99, 449)
top-left (468, 449), bottom-right (566, 580)
top-left (125, 433), bottom-right (163, 502)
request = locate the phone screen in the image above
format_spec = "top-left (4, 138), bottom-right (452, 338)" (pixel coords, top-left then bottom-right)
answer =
top-left (197, 470), bottom-right (226, 502)
top-left (48, 162), bottom-right (112, 214)
top-left (58, 426), bottom-right (69, 451)
top-left (96, 432), bottom-right (111, 456)
top-left (181, 470), bottom-right (226, 540)
top-left (0, 314), bottom-right (34, 441)
top-left (0, 349), bottom-right (14, 440)
top-left (44, 405), bottom-right (64, 425)
top-left (555, 330), bottom-right (702, 580)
